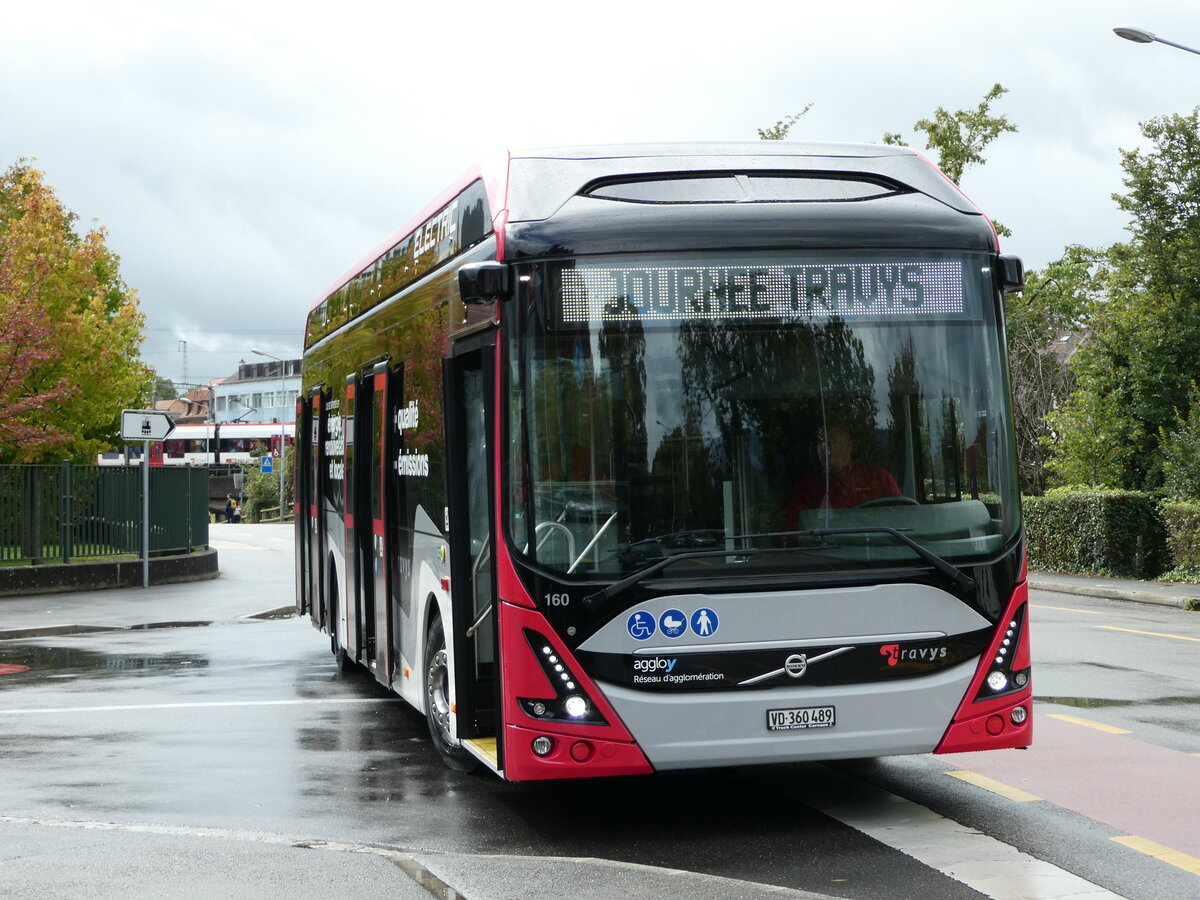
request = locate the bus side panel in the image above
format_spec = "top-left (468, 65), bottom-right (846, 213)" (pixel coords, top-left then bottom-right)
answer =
top-left (391, 298), bottom-right (453, 709)
top-left (301, 246), bottom-right (489, 710)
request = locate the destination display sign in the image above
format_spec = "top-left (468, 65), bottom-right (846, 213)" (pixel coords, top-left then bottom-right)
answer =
top-left (559, 258), bottom-right (970, 325)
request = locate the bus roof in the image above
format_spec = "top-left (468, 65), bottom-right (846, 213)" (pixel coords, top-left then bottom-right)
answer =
top-left (504, 142), bottom-right (980, 221)
top-left (306, 142), bottom-right (994, 322)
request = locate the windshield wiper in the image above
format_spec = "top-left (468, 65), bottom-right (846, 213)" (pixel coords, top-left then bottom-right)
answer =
top-left (805, 526), bottom-right (975, 594)
top-left (582, 526), bottom-right (974, 610)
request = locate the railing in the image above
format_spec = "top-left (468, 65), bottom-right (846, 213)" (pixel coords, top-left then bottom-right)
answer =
top-left (254, 505), bottom-right (294, 524)
top-left (0, 463), bottom-right (209, 565)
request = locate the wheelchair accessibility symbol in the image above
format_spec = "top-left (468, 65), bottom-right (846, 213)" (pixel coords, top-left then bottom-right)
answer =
top-left (627, 611), bottom-right (656, 641)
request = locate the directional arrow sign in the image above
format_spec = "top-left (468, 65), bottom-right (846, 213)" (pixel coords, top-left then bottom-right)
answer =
top-left (120, 409), bottom-right (176, 442)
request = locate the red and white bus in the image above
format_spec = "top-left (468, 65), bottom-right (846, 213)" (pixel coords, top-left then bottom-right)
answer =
top-left (99, 422), bottom-right (294, 467)
top-left (296, 143), bottom-right (1031, 781)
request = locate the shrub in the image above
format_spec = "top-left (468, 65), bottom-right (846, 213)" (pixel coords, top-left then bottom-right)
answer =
top-left (1024, 489), bottom-right (1168, 578)
top-left (237, 462), bottom-right (279, 523)
top-left (1160, 501), bottom-right (1200, 578)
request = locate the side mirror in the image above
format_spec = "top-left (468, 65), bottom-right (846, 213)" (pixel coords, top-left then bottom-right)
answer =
top-left (458, 262), bottom-right (511, 304)
top-left (997, 255), bottom-right (1024, 294)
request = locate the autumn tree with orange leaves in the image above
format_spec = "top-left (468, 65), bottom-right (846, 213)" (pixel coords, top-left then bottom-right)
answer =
top-left (0, 162), bottom-right (150, 462)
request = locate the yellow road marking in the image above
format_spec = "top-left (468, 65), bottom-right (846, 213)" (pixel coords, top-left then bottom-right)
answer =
top-left (1097, 625), bottom-right (1200, 643)
top-left (1046, 713), bottom-right (1131, 734)
top-left (1031, 604), bottom-right (1103, 615)
top-left (946, 770), bottom-right (1041, 802)
top-left (1111, 836), bottom-right (1200, 876)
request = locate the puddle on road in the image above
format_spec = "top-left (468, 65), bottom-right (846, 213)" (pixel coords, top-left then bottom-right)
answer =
top-left (246, 609), bottom-right (297, 621)
top-left (0, 643), bottom-right (209, 680)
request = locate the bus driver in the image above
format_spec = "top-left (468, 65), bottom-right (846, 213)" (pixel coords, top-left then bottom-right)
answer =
top-left (785, 423), bottom-right (902, 524)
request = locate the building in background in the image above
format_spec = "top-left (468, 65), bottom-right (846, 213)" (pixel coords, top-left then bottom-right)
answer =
top-left (154, 384), bottom-right (214, 424)
top-left (212, 358), bottom-right (301, 425)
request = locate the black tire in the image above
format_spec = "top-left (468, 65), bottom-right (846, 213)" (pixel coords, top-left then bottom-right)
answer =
top-left (329, 578), bottom-right (353, 672)
top-left (424, 617), bottom-right (479, 773)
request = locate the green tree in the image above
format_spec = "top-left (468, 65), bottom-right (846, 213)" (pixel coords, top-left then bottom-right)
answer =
top-left (152, 375), bottom-right (177, 402)
top-left (758, 104), bottom-right (813, 140)
top-left (1159, 384), bottom-right (1200, 500)
top-left (1047, 110), bottom-right (1200, 493)
top-left (1044, 388), bottom-right (1140, 489)
top-left (883, 83), bottom-right (1017, 186)
top-left (1005, 246), bottom-right (1101, 494)
top-left (0, 161), bottom-right (150, 462)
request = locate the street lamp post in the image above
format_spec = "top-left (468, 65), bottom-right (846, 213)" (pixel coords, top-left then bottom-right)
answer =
top-left (1114, 25), bottom-right (1200, 57)
top-left (251, 348), bottom-right (287, 520)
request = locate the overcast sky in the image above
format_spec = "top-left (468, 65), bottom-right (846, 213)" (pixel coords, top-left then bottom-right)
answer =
top-left (3, 1), bottom-right (1198, 388)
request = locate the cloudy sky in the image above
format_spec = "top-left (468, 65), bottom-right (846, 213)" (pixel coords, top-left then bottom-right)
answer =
top-left (3, 1), bottom-right (1198, 388)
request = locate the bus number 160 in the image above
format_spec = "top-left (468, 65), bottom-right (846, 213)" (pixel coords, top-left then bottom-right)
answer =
top-left (544, 593), bottom-right (571, 607)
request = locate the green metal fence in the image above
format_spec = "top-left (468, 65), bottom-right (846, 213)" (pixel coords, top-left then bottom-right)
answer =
top-left (0, 464), bottom-right (209, 565)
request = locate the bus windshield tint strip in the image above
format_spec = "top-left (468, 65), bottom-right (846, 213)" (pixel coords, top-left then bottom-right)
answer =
top-left (561, 260), bottom-right (967, 324)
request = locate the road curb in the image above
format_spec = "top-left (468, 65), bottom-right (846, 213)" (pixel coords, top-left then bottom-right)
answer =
top-left (1029, 578), bottom-right (1200, 611)
top-left (0, 548), bottom-right (219, 599)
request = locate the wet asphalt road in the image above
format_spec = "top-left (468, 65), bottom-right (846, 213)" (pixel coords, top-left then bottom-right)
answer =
top-left (1, 525), bottom-right (1199, 899)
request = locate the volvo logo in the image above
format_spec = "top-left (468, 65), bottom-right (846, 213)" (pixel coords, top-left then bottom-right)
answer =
top-left (737, 645), bottom-right (856, 687)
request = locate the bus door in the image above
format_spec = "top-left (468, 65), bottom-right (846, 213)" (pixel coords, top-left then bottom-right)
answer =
top-left (295, 397), bottom-right (310, 615)
top-left (444, 340), bottom-right (498, 752)
top-left (310, 387), bottom-right (328, 628)
top-left (340, 374), bottom-right (361, 663)
top-left (386, 364), bottom-right (410, 685)
top-left (361, 361), bottom-right (394, 681)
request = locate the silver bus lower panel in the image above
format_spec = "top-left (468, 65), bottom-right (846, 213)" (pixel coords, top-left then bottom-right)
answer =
top-left (596, 661), bottom-right (974, 771)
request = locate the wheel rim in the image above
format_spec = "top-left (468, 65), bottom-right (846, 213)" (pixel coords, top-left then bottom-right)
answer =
top-left (427, 648), bottom-right (454, 741)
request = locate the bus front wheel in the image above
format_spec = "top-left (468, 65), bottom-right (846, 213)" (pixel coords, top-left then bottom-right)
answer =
top-left (424, 618), bottom-right (479, 773)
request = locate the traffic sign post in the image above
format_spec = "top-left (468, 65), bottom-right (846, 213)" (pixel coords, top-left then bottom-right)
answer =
top-left (119, 410), bottom-right (176, 588)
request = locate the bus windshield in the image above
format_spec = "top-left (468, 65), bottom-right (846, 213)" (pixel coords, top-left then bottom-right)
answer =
top-left (508, 250), bottom-right (1019, 581)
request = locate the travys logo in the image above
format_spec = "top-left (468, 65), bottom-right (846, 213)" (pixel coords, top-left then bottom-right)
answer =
top-left (880, 643), bottom-right (949, 666)
top-left (633, 657), bottom-right (677, 673)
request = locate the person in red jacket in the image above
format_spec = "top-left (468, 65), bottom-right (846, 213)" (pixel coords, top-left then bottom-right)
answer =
top-left (785, 423), bottom-right (901, 526)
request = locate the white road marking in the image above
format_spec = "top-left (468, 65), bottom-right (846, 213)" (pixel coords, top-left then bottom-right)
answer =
top-left (802, 768), bottom-right (1121, 900)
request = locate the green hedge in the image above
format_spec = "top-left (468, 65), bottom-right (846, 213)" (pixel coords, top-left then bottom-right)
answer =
top-left (1023, 490), bottom-right (1168, 578)
top-left (1161, 501), bottom-right (1200, 575)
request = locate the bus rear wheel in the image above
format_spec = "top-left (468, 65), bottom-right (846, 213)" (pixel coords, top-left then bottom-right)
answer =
top-left (328, 578), bottom-right (353, 672)
top-left (424, 618), bottom-right (478, 773)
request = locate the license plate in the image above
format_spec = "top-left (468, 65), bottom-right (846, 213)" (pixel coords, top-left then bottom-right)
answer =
top-left (767, 705), bottom-right (836, 731)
